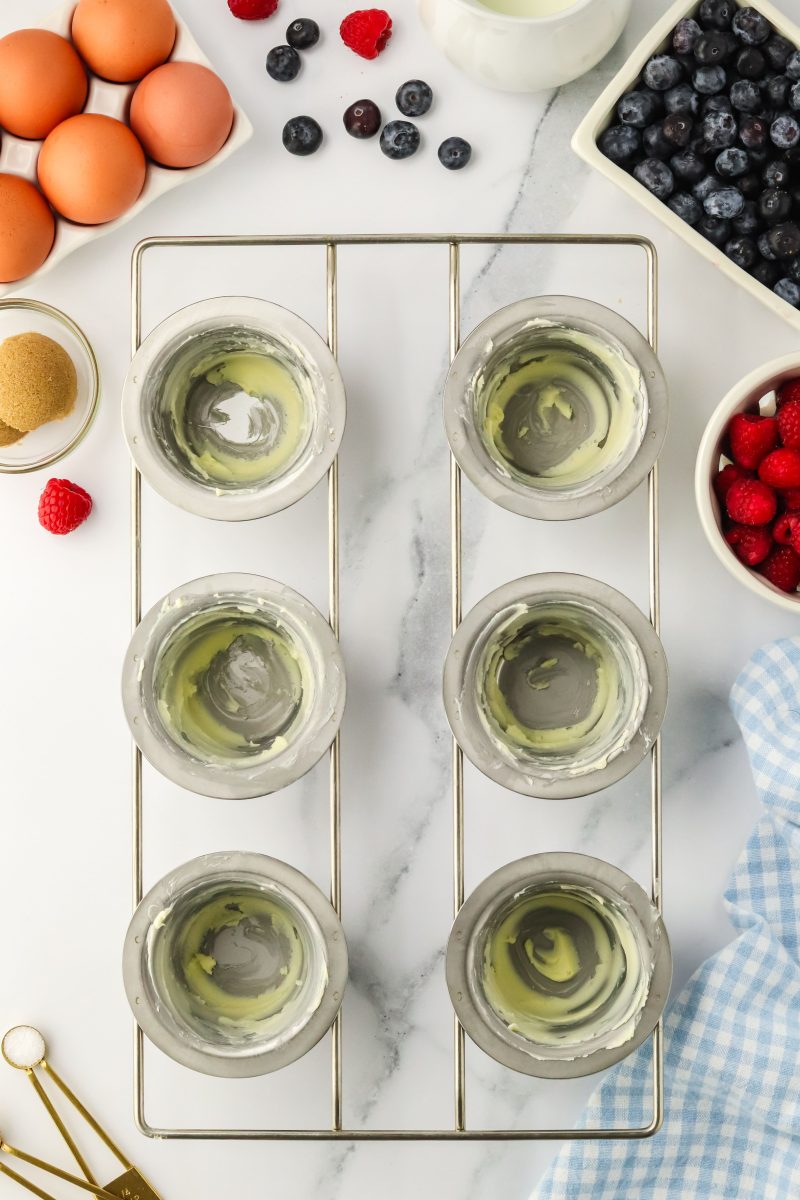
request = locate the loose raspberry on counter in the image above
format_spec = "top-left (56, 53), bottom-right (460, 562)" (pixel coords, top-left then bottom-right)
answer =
top-left (758, 447), bottom-right (800, 488)
top-left (760, 544), bottom-right (800, 592)
top-left (773, 512), bottom-right (800, 546)
top-left (777, 397), bottom-right (800, 449)
top-left (38, 478), bottom-right (92, 535)
top-left (713, 462), bottom-right (752, 503)
top-left (340, 9), bottom-right (392, 59)
top-left (724, 523), bottom-right (773, 566)
top-left (228, 0), bottom-right (278, 19)
top-left (778, 378), bottom-right (800, 407)
top-left (728, 411), bottom-right (778, 469)
top-left (725, 476), bottom-right (777, 525)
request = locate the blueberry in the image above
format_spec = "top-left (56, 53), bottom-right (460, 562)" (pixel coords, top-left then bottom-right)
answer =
top-left (396, 80), bottom-right (433, 118)
top-left (765, 74), bottom-right (791, 109)
top-left (736, 47), bottom-right (767, 78)
top-left (753, 258), bottom-right (780, 286)
top-left (703, 109), bottom-right (738, 148)
top-left (380, 120), bottom-right (420, 160)
top-left (633, 158), bottom-right (675, 200)
top-left (786, 255), bottom-right (800, 283)
top-left (664, 83), bottom-right (700, 116)
top-left (282, 115), bottom-right (322, 155)
top-left (759, 188), bottom-right (792, 223)
top-left (730, 79), bottom-right (763, 112)
top-left (674, 17), bottom-right (702, 55)
top-left (758, 230), bottom-right (779, 259)
top-left (643, 54), bottom-right (683, 91)
top-left (716, 146), bottom-right (749, 176)
top-left (599, 124), bottom-right (641, 164)
top-left (768, 221), bottom-right (800, 257)
top-left (344, 99), bottom-right (382, 139)
top-left (694, 173), bottom-right (724, 201)
top-left (725, 236), bottom-right (759, 269)
top-left (732, 7), bottom-right (771, 46)
top-left (668, 191), bottom-right (702, 224)
top-left (766, 35), bottom-right (794, 71)
top-left (617, 89), bottom-right (659, 127)
top-left (662, 111), bottom-right (694, 147)
top-left (775, 277), bottom-right (800, 306)
top-left (740, 114), bottom-right (770, 148)
top-left (267, 44), bottom-right (302, 82)
top-left (738, 171), bottom-right (763, 198)
top-left (733, 199), bottom-right (760, 234)
top-left (438, 136), bottom-right (472, 170)
top-left (704, 186), bottom-right (745, 218)
top-left (788, 51), bottom-right (800, 81)
top-left (772, 114), bottom-right (800, 149)
top-left (671, 148), bottom-right (706, 183)
top-left (694, 65), bottom-right (727, 94)
top-left (695, 31), bottom-right (735, 65)
top-left (763, 159), bottom-right (792, 189)
top-left (643, 121), bottom-right (673, 158)
top-left (286, 18), bottom-right (320, 49)
top-left (698, 214), bottom-right (732, 246)
top-left (748, 145), bottom-right (771, 169)
top-left (790, 81), bottom-right (800, 112)
top-left (699, 0), bottom-right (735, 31)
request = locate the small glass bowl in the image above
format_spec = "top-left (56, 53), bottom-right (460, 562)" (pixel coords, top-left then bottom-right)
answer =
top-left (0, 299), bottom-right (100, 474)
top-left (443, 573), bottom-right (667, 799)
top-left (446, 852), bottom-right (671, 1078)
top-left (443, 296), bottom-right (667, 520)
top-left (122, 573), bottom-right (346, 800)
top-left (123, 297), bottom-right (346, 521)
top-left (123, 852), bottom-right (348, 1078)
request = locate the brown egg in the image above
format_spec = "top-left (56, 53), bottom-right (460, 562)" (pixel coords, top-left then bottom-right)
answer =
top-left (130, 62), bottom-right (234, 169)
top-left (72, 0), bottom-right (176, 83)
top-left (0, 175), bottom-right (55, 283)
top-left (38, 114), bottom-right (146, 225)
top-left (0, 30), bottom-right (87, 140)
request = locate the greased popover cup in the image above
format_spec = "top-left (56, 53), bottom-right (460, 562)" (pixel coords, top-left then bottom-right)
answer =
top-left (443, 573), bottom-right (667, 799)
top-left (123, 297), bottom-right (346, 521)
top-left (122, 573), bottom-right (346, 800)
top-left (443, 296), bottom-right (667, 520)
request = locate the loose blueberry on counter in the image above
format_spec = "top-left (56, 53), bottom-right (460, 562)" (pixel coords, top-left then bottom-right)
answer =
top-left (438, 137), bottom-right (472, 171)
top-left (667, 191), bottom-right (702, 224)
top-left (725, 235), bottom-right (759, 269)
top-left (732, 7), bottom-right (771, 45)
top-left (774, 277), bottom-right (800, 305)
top-left (287, 18), bottom-right (320, 49)
top-left (772, 114), bottom-right (800, 149)
top-left (704, 186), bottom-right (745, 218)
top-left (267, 45), bottom-right (302, 81)
top-left (716, 147), bottom-right (749, 177)
top-left (396, 80), bottom-right (433, 118)
top-left (282, 115), bottom-right (322, 155)
top-left (380, 120), bottom-right (420, 160)
top-left (664, 83), bottom-right (700, 115)
top-left (694, 65), bottom-right (727, 94)
top-left (643, 55), bottom-right (683, 91)
top-left (673, 17), bottom-right (701, 55)
top-left (617, 90), bottom-right (660, 127)
top-left (599, 124), bottom-right (641, 164)
top-left (344, 99), bottom-right (382, 139)
top-left (633, 158), bottom-right (674, 200)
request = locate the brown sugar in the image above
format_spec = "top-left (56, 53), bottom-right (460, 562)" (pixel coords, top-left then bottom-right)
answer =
top-left (0, 416), bottom-right (23, 446)
top-left (0, 332), bottom-right (77, 433)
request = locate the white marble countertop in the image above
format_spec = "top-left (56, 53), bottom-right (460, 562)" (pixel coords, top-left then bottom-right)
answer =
top-left (3, 0), bottom-right (800, 1197)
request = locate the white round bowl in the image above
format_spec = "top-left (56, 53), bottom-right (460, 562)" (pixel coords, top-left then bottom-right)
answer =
top-left (695, 353), bottom-right (800, 614)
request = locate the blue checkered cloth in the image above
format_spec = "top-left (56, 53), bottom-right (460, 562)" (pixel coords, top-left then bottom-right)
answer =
top-left (535, 637), bottom-right (800, 1200)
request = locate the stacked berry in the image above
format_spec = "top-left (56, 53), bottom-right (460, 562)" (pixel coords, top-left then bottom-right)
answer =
top-left (599, 1), bottom-right (800, 308)
top-left (714, 376), bottom-right (800, 591)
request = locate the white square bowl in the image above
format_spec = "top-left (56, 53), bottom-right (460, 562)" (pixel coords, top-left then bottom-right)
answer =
top-left (572, 0), bottom-right (800, 335)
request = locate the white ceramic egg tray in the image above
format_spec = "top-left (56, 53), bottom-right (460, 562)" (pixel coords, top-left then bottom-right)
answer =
top-left (0, 2), bottom-right (253, 298)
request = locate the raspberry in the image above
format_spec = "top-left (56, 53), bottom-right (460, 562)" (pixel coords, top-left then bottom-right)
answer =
top-left (713, 462), bottom-right (752, 503)
top-left (728, 411), bottom-right (778, 468)
top-left (778, 377), bottom-right (800, 407)
top-left (783, 486), bottom-right (800, 510)
top-left (340, 9), bottom-right (392, 59)
top-left (773, 512), bottom-right (800, 545)
top-left (777, 397), bottom-right (800, 449)
top-left (38, 478), bottom-right (92, 535)
top-left (227, 0), bottom-right (278, 18)
top-left (724, 523), bottom-right (772, 566)
top-left (759, 447), bottom-right (800, 488)
top-left (760, 544), bottom-right (800, 592)
top-left (725, 477), bottom-right (777, 525)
